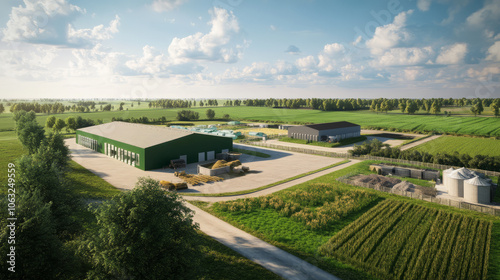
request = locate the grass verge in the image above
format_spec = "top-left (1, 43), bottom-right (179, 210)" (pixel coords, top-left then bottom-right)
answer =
top-left (180, 160), bottom-right (350, 197)
top-left (279, 136), bottom-right (367, 148)
top-left (65, 160), bottom-right (123, 199)
top-left (232, 148), bottom-right (271, 158)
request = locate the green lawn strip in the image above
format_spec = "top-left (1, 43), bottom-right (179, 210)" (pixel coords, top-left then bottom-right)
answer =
top-left (180, 160), bottom-right (350, 197)
top-left (197, 160), bottom-right (500, 280)
top-left (65, 160), bottom-right (123, 199)
top-left (232, 148), bottom-right (271, 158)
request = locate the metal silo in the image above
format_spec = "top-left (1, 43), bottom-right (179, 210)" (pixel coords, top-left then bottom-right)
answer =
top-left (442, 167), bottom-right (454, 187)
top-left (447, 169), bottom-right (473, 198)
top-left (464, 176), bottom-right (491, 204)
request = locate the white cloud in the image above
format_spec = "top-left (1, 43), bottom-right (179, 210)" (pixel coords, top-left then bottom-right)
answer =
top-left (296, 55), bottom-right (317, 71)
top-left (436, 43), bottom-right (467, 64)
top-left (152, 0), bottom-right (188, 12)
top-left (466, 0), bottom-right (500, 27)
top-left (68, 15), bottom-right (120, 48)
top-left (486, 41), bottom-right (500, 62)
top-left (168, 7), bottom-right (243, 63)
top-left (0, 43), bottom-right (59, 80)
top-left (366, 10), bottom-right (413, 55)
top-left (417, 0), bottom-right (432, 11)
top-left (2, 0), bottom-right (83, 44)
top-left (70, 44), bottom-right (127, 77)
top-left (125, 45), bottom-right (204, 76)
top-left (374, 47), bottom-right (433, 66)
top-left (2, 0), bottom-right (119, 48)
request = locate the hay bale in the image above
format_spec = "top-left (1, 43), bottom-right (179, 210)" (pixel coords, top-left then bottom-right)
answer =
top-left (211, 160), bottom-right (228, 169)
top-left (242, 166), bottom-right (250, 172)
top-left (174, 182), bottom-right (188, 190)
top-left (227, 160), bottom-right (241, 168)
top-left (159, 180), bottom-right (175, 190)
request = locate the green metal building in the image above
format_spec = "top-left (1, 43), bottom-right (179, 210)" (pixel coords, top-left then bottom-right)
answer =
top-left (76, 121), bottom-right (233, 170)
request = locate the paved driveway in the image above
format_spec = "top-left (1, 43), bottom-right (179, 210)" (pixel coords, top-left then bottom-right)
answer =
top-left (66, 138), bottom-right (343, 193)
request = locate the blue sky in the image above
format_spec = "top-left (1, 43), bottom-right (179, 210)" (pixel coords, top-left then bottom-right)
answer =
top-left (0, 0), bottom-right (499, 99)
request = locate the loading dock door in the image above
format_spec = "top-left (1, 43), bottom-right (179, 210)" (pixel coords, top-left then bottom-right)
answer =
top-left (198, 152), bottom-right (205, 162)
top-left (222, 149), bottom-right (229, 153)
top-left (180, 155), bottom-right (187, 162)
top-left (207, 151), bottom-right (215, 161)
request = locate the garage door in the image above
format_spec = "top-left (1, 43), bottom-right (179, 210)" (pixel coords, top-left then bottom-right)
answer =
top-left (207, 151), bottom-right (215, 161)
top-left (198, 152), bottom-right (205, 162)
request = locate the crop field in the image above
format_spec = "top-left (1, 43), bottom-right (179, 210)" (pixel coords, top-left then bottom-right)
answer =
top-left (409, 136), bottom-right (500, 157)
top-left (201, 160), bottom-right (500, 280)
top-left (319, 199), bottom-right (492, 280)
top-left (1, 106), bottom-right (500, 138)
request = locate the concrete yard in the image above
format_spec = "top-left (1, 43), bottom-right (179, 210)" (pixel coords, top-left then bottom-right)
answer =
top-left (66, 138), bottom-right (344, 193)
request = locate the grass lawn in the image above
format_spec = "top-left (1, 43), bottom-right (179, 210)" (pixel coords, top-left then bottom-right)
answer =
top-left (196, 160), bottom-right (500, 280)
top-left (2, 107), bottom-right (500, 138)
top-left (410, 135), bottom-right (500, 157)
top-left (0, 139), bottom-right (25, 195)
top-left (65, 161), bottom-right (123, 199)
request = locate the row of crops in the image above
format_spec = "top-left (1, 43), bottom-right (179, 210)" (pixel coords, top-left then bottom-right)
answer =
top-left (214, 183), bottom-right (379, 231)
top-left (319, 200), bottom-right (492, 280)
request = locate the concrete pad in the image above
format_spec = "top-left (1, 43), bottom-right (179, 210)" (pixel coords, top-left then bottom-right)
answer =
top-left (66, 138), bottom-right (343, 193)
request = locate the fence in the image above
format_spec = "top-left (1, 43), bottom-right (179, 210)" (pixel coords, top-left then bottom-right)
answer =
top-left (249, 141), bottom-right (500, 177)
top-left (337, 177), bottom-right (500, 217)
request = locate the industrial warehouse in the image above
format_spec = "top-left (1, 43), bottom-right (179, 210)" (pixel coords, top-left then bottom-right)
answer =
top-left (287, 121), bottom-right (361, 142)
top-left (76, 122), bottom-right (233, 170)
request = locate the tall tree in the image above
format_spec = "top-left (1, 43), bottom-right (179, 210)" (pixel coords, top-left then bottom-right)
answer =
top-left (65, 117), bottom-right (77, 132)
top-left (80, 177), bottom-right (199, 280)
top-left (0, 190), bottom-right (69, 279)
top-left (0, 103), bottom-right (4, 114)
top-left (206, 109), bottom-right (216, 120)
top-left (491, 99), bottom-right (500, 118)
top-left (406, 100), bottom-right (418, 115)
top-left (53, 118), bottom-right (66, 132)
top-left (431, 101), bottom-right (441, 115)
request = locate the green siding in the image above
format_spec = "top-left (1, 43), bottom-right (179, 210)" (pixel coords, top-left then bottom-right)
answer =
top-left (145, 133), bottom-right (233, 170)
top-left (75, 130), bottom-right (146, 170)
top-left (76, 129), bottom-right (232, 171)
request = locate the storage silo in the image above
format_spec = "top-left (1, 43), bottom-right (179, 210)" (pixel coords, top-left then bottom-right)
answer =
top-left (442, 167), bottom-right (454, 187)
top-left (447, 169), bottom-right (473, 198)
top-left (464, 176), bottom-right (491, 204)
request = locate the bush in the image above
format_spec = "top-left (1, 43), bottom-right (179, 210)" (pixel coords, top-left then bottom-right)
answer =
top-left (177, 110), bottom-right (199, 121)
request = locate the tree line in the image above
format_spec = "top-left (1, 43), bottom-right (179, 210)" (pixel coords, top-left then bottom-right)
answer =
top-left (0, 111), bottom-right (203, 279)
top-left (349, 139), bottom-right (500, 172)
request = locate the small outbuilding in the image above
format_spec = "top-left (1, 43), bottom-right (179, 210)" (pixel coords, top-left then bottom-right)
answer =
top-left (287, 121), bottom-right (361, 142)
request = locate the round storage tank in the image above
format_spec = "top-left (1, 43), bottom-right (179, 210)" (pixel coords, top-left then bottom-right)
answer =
top-left (447, 170), bottom-right (473, 198)
top-left (443, 167), bottom-right (454, 187)
top-left (464, 176), bottom-right (491, 204)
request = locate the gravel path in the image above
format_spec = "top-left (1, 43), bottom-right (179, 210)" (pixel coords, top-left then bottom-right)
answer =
top-left (187, 203), bottom-right (341, 280)
top-left (400, 135), bottom-right (442, 151)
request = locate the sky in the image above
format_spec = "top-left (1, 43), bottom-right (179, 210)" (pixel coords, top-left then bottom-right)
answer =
top-left (0, 0), bottom-right (499, 100)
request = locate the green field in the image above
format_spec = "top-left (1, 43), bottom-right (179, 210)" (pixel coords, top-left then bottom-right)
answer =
top-left (1, 106), bottom-right (500, 140)
top-left (410, 136), bottom-right (500, 157)
top-left (320, 200), bottom-right (491, 280)
top-left (198, 160), bottom-right (500, 280)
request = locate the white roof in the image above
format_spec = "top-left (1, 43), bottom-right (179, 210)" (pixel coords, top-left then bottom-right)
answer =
top-left (465, 176), bottom-right (491, 187)
top-left (443, 167), bottom-right (455, 174)
top-left (448, 169), bottom-right (473, 180)
top-left (77, 122), bottom-right (194, 148)
top-left (457, 167), bottom-right (474, 177)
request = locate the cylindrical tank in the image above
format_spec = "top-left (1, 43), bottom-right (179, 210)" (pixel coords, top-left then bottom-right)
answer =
top-left (447, 170), bottom-right (472, 198)
top-left (442, 167), bottom-right (454, 186)
top-left (464, 176), bottom-right (491, 204)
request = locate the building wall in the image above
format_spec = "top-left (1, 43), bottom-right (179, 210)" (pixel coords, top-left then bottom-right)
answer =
top-left (144, 133), bottom-right (233, 170)
top-left (76, 130), bottom-right (146, 170)
top-left (287, 125), bottom-right (361, 141)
